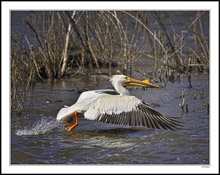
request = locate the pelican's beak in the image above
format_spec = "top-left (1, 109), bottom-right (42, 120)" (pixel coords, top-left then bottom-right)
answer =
top-left (122, 78), bottom-right (159, 88)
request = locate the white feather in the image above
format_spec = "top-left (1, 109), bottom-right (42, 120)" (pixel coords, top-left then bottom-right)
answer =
top-left (56, 90), bottom-right (112, 121)
top-left (84, 95), bottom-right (142, 121)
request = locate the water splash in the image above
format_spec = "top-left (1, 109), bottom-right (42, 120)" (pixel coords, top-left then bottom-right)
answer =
top-left (15, 117), bottom-right (60, 136)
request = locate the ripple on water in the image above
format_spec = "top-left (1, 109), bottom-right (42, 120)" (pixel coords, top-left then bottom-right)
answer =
top-left (82, 136), bottom-right (136, 149)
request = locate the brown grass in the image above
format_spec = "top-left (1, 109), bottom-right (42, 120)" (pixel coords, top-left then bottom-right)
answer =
top-left (11, 11), bottom-right (209, 114)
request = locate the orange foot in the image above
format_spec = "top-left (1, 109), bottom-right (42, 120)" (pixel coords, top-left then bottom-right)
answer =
top-left (68, 123), bottom-right (78, 131)
top-left (67, 111), bottom-right (78, 132)
top-left (63, 118), bottom-right (73, 128)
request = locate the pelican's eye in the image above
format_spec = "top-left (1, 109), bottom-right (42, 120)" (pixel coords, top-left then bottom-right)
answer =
top-left (125, 76), bottom-right (129, 80)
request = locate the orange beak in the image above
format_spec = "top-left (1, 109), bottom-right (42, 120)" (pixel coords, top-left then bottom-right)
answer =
top-left (122, 78), bottom-right (159, 88)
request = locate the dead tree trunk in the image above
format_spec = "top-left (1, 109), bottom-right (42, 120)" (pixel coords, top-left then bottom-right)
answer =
top-left (61, 11), bottom-right (76, 77)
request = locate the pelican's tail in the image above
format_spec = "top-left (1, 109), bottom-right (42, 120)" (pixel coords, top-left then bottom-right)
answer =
top-left (56, 106), bottom-right (75, 121)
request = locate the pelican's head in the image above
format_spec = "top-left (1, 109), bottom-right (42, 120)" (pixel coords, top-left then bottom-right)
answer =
top-left (110, 75), bottom-right (159, 95)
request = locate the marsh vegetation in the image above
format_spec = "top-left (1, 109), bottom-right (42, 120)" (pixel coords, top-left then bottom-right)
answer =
top-left (11, 11), bottom-right (209, 115)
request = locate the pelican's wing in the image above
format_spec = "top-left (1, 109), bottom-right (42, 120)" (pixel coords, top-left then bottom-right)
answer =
top-left (57, 89), bottom-right (115, 121)
top-left (84, 95), bottom-right (183, 131)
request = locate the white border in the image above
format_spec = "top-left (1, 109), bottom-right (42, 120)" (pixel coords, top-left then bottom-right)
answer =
top-left (2, 1), bottom-right (219, 174)
top-left (1, 1), bottom-right (218, 10)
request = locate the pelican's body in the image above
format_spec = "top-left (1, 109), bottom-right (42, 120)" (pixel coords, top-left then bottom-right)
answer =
top-left (57, 89), bottom-right (115, 121)
top-left (57, 75), bottom-right (182, 131)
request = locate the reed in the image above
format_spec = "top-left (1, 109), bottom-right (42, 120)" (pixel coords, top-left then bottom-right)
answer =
top-left (11, 11), bottom-right (209, 114)
top-left (11, 36), bottom-right (35, 115)
top-left (150, 11), bottom-right (209, 87)
top-left (12, 11), bottom-right (209, 78)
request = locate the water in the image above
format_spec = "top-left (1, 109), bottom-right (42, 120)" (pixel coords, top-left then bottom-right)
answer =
top-left (11, 73), bottom-right (209, 164)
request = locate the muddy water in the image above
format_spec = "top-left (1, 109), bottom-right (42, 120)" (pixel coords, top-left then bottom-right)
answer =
top-left (11, 73), bottom-right (209, 164)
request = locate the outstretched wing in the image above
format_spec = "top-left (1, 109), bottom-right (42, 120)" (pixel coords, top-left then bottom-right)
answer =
top-left (57, 89), bottom-right (115, 121)
top-left (84, 95), bottom-right (183, 131)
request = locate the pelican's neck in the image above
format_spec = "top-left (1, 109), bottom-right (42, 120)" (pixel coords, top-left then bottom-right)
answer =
top-left (112, 81), bottom-right (129, 96)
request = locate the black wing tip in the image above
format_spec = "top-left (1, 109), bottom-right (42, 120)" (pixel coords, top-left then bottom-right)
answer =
top-left (95, 104), bottom-right (184, 131)
top-left (139, 103), bottom-right (185, 131)
top-left (96, 115), bottom-right (184, 131)
top-left (165, 119), bottom-right (184, 131)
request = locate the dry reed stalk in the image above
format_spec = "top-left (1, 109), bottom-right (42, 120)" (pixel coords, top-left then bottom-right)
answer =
top-left (24, 36), bottom-right (44, 80)
top-left (11, 52), bottom-right (34, 115)
top-left (198, 11), bottom-right (209, 53)
top-left (73, 47), bottom-right (85, 77)
top-left (98, 12), bottom-right (122, 65)
top-left (153, 12), bottom-right (174, 53)
top-left (123, 11), bottom-right (167, 55)
top-left (13, 11), bottom-right (209, 84)
top-left (24, 12), bottom-right (66, 78)
top-left (108, 24), bottom-right (113, 76)
top-left (61, 11), bottom-right (76, 77)
top-left (111, 11), bottom-right (128, 72)
top-left (168, 11), bottom-right (206, 59)
top-left (179, 89), bottom-right (186, 113)
top-left (87, 40), bottom-right (101, 74)
top-left (153, 31), bottom-right (158, 79)
top-left (64, 11), bottom-right (95, 77)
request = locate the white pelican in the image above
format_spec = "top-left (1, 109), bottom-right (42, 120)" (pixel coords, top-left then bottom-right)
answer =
top-left (57, 75), bottom-right (182, 131)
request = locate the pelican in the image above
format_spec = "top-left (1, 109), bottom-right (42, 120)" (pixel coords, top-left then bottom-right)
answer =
top-left (57, 75), bottom-right (182, 131)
